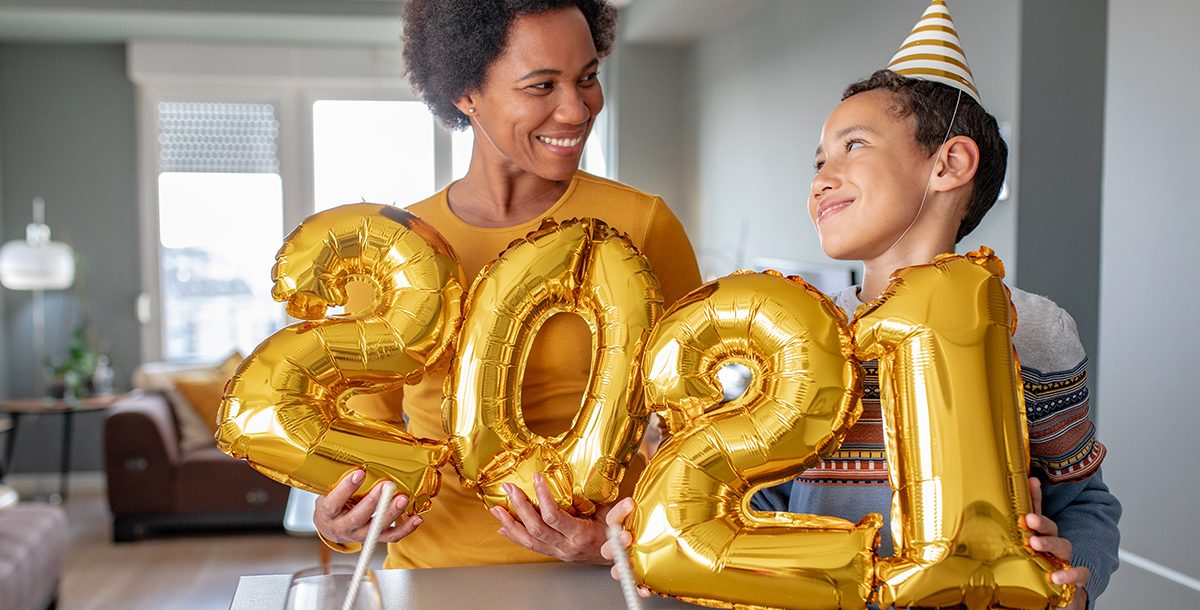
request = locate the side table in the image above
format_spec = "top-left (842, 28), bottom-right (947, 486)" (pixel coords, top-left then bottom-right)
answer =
top-left (0, 394), bottom-right (121, 503)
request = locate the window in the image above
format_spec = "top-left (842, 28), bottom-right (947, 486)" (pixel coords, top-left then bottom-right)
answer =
top-left (312, 100), bottom-right (436, 211)
top-left (155, 102), bottom-right (284, 361)
top-left (131, 42), bottom-right (615, 363)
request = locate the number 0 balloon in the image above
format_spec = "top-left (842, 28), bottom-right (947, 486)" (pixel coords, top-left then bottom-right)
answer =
top-left (445, 218), bottom-right (663, 515)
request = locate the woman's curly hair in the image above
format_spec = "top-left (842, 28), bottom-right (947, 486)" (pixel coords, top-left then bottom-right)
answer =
top-left (403, 0), bottom-right (618, 130)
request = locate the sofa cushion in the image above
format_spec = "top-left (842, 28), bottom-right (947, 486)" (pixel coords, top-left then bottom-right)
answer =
top-left (132, 353), bottom-right (242, 452)
top-left (174, 448), bottom-right (289, 514)
top-left (0, 504), bottom-right (67, 610)
top-left (173, 374), bottom-right (226, 435)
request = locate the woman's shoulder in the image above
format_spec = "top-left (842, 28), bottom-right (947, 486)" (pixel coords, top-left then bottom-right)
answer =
top-left (570, 171), bottom-right (665, 208)
top-left (403, 189), bottom-right (448, 218)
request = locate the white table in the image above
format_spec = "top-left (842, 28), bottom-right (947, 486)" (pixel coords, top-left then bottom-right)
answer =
top-left (232, 561), bottom-right (700, 609)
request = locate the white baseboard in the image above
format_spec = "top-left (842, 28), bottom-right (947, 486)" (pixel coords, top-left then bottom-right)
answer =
top-left (1119, 548), bottom-right (1200, 593)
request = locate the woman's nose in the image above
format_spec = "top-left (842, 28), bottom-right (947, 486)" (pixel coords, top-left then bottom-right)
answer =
top-left (554, 87), bottom-right (592, 125)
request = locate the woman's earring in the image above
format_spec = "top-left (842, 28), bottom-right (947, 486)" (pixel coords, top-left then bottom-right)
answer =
top-left (467, 108), bottom-right (476, 114)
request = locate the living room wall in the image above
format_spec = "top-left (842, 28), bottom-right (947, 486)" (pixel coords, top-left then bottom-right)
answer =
top-left (0, 43), bottom-right (140, 473)
top-left (679, 0), bottom-right (1021, 283)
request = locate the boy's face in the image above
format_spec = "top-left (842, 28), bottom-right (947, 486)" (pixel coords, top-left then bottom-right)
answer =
top-left (809, 90), bottom-right (935, 261)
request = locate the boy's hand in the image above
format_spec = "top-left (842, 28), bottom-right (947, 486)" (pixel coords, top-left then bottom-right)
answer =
top-left (599, 497), bottom-right (652, 597)
top-left (1026, 477), bottom-right (1090, 610)
top-left (488, 473), bottom-right (611, 564)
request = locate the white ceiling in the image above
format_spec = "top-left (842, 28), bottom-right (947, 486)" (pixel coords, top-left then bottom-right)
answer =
top-left (620, 0), bottom-right (761, 47)
top-left (0, 0), bottom-right (407, 44)
top-left (0, 0), bottom-right (747, 46)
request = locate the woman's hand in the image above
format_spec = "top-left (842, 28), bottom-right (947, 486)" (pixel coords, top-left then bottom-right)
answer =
top-left (314, 469), bottom-right (424, 544)
top-left (488, 473), bottom-right (613, 564)
top-left (1026, 477), bottom-right (1090, 610)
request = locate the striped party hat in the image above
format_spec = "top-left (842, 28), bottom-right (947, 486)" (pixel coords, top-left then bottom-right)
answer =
top-left (886, 0), bottom-right (981, 102)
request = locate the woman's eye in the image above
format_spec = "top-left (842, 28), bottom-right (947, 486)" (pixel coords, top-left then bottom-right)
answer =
top-left (846, 140), bottom-right (865, 152)
top-left (581, 71), bottom-right (600, 84)
top-left (814, 160), bottom-right (825, 172)
top-left (527, 82), bottom-right (554, 92)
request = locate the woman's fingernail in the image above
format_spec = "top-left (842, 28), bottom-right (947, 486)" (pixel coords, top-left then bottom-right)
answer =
top-left (534, 473), bottom-right (543, 485)
top-left (351, 470), bottom-right (365, 484)
top-left (503, 483), bottom-right (513, 496)
top-left (412, 516), bottom-right (423, 526)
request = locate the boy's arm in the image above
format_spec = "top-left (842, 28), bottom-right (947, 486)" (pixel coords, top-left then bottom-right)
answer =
top-left (749, 480), bottom-right (794, 512)
top-left (1038, 469), bottom-right (1123, 605)
top-left (1013, 288), bottom-right (1122, 607)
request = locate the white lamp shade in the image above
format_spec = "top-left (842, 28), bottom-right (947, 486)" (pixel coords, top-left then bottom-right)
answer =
top-left (0, 240), bottom-right (76, 290)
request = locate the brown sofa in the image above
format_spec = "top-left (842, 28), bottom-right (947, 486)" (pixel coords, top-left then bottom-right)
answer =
top-left (104, 390), bottom-right (289, 542)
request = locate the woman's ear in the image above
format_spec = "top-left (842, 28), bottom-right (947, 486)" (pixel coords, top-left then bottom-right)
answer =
top-left (453, 94), bottom-right (478, 118)
top-left (931, 135), bottom-right (980, 193)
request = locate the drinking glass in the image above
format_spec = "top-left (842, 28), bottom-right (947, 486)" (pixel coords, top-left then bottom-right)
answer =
top-left (285, 564), bottom-right (383, 610)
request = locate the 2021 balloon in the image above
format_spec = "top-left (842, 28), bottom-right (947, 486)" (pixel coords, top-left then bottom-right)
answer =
top-left (216, 204), bottom-right (465, 512)
top-left (218, 205), bottom-right (1072, 609)
top-left (444, 218), bottom-right (663, 515)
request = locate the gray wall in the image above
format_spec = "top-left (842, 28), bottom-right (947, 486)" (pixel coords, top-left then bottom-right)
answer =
top-left (0, 44), bottom-right (140, 473)
top-left (611, 42), bottom-right (690, 226)
top-left (1016, 1), bottom-right (1107, 389)
top-left (1096, 0), bottom-right (1200, 606)
top-left (679, 0), bottom-right (1021, 281)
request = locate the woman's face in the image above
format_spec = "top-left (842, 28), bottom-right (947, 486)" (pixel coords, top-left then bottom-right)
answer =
top-left (461, 7), bottom-right (603, 181)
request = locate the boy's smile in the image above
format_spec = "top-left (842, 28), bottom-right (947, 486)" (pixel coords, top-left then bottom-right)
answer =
top-left (809, 90), bottom-right (938, 263)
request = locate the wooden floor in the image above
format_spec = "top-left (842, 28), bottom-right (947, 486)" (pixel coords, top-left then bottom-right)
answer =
top-left (9, 474), bottom-right (385, 610)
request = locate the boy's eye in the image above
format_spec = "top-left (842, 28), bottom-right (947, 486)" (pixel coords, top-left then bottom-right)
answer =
top-left (814, 160), bottom-right (825, 172)
top-left (846, 139), bottom-right (865, 152)
top-left (581, 71), bottom-right (600, 84)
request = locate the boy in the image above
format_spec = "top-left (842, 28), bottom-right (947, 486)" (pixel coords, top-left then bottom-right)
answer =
top-left (605, 2), bottom-right (1120, 608)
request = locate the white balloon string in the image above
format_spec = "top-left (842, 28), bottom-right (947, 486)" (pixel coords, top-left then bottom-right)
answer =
top-left (342, 480), bottom-right (395, 610)
top-left (880, 88), bottom-right (964, 257)
top-left (607, 524), bottom-right (644, 610)
top-left (470, 115), bottom-right (504, 158)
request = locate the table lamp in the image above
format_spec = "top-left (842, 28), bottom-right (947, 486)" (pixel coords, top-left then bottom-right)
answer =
top-left (0, 197), bottom-right (76, 397)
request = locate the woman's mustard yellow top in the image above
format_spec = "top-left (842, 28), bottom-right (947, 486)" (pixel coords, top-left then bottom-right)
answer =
top-left (337, 171), bottom-right (701, 569)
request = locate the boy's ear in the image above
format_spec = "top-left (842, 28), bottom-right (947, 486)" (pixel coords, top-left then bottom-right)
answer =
top-left (931, 135), bottom-right (980, 194)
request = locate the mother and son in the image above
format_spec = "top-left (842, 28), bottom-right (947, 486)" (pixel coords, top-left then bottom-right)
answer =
top-left (310, 1), bottom-right (1121, 607)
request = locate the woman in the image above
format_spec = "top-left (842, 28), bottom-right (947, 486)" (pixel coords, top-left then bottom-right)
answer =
top-left (314, 0), bottom-right (701, 569)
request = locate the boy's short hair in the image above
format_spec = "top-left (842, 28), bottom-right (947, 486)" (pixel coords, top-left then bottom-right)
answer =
top-left (843, 70), bottom-right (1008, 243)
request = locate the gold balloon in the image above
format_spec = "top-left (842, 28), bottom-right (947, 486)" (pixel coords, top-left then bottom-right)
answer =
top-left (216, 204), bottom-right (464, 512)
top-left (629, 271), bottom-right (879, 610)
top-left (444, 218), bottom-right (662, 515)
top-left (854, 247), bottom-right (1074, 610)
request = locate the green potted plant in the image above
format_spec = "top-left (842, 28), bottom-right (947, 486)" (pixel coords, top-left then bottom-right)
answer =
top-left (48, 327), bottom-right (98, 400)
